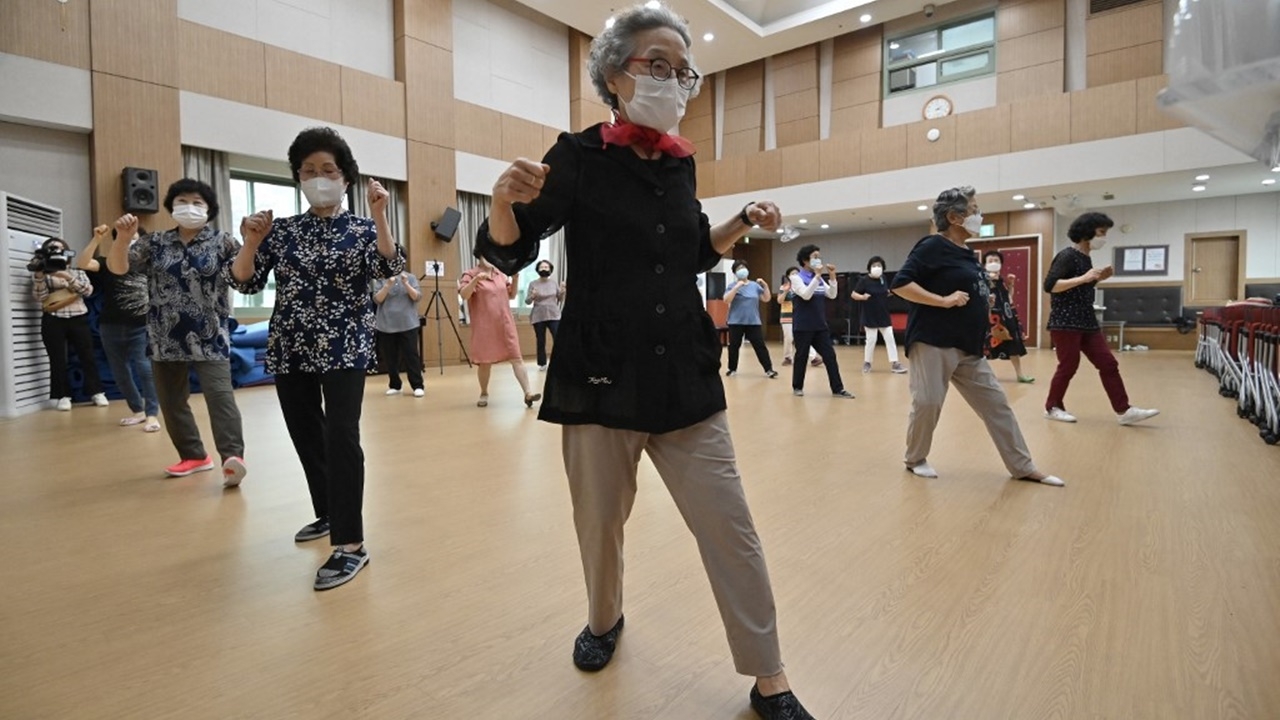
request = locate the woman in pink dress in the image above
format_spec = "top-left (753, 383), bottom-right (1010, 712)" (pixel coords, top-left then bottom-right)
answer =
top-left (459, 248), bottom-right (541, 408)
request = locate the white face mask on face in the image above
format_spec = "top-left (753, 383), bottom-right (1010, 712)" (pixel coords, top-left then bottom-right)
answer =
top-left (985, 261), bottom-right (1002, 275)
top-left (620, 73), bottom-right (688, 134)
top-left (962, 212), bottom-right (984, 236)
top-left (869, 266), bottom-right (883, 279)
top-left (1090, 237), bottom-right (1107, 250)
top-left (301, 177), bottom-right (347, 208)
top-left (172, 203), bottom-right (208, 229)
top-left (810, 258), bottom-right (824, 271)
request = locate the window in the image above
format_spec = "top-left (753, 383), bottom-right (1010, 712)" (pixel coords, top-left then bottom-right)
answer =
top-left (885, 13), bottom-right (996, 96)
top-left (228, 176), bottom-right (306, 310)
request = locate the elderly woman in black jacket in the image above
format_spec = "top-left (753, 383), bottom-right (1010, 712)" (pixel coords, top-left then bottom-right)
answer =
top-left (477, 5), bottom-right (816, 719)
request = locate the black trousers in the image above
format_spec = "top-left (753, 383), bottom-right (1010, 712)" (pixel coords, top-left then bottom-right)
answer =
top-left (792, 328), bottom-right (845, 393)
top-left (275, 369), bottom-right (367, 546)
top-left (41, 313), bottom-right (103, 399)
top-left (377, 329), bottom-right (423, 391)
top-left (533, 319), bottom-right (559, 366)
top-left (727, 324), bottom-right (774, 373)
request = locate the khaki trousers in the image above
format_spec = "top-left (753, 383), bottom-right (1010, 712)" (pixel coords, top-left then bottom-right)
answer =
top-left (562, 411), bottom-right (783, 677)
top-left (905, 343), bottom-right (1037, 477)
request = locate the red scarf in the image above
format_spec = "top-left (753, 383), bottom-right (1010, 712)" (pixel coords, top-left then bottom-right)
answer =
top-left (600, 120), bottom-right (696, 158)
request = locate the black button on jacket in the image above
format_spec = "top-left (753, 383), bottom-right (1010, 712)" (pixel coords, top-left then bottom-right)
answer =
top-left (478, 124), bottom-right (726, 434)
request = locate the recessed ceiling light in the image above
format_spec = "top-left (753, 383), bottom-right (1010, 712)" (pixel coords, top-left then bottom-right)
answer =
top-left (916, 205), bottom-right (928, 211)
top-left (1012, 194), bottom-right (1025, 201)
top-left (1195, 174), bottom-right (1210, 181)
top-left (645, 0), bottom-right (661, 8)
top-left (798, 218), bottom-right (808, 224)
top-left (703, 32), bottom-right (714, 42)
top-left (776, 228), bottom-right (785, 234)
top-left (1023, 202), bottom-right (1036, 209)
top-left (860, 13), bottom-right (872, 22)
top-left (605, 16), bottom-right (616, 28)
top-left (1192, 184), bottom-right (1207, 192)
top-left (820, 224), bottom-right (830, 229)
top-left (1263, 178), bottom-right (1277, 186)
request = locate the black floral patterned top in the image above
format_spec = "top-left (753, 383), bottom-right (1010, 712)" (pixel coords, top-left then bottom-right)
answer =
top-left (234, 210), bottom-right (403, 374)
top-left (129, 227), bottom-right (239, 361)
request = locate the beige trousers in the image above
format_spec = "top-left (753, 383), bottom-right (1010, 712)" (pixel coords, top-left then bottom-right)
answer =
top-left (905, 342), bottom-right (1037, 477)
top-left (562, 411), bottom-right (783, 677)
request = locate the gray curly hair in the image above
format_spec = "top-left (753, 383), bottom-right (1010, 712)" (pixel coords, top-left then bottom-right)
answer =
top-left (933, 186), bottom-right (977, 231)
top-left (588, 4), bottom-right (700, 110)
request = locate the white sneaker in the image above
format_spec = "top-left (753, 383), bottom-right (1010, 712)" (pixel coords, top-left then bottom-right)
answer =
top-left (1019, 474), bottom-right (1065, 487)
top-left (907, 461), bottom-right (938, 478)
top-left (385, 388), bottom-right (401, 396)
top-left (1118, 406), bottom-right (1159, 426)
top-left (1045, 407), bottom-right (1077, 423)
top-left (538, 365), bottom-right (547, 372)
top-left (412, 388), bottom-right (424, 398)
top-left (91, 392), bottom-right (109, 407)
top-left (55, 397), bottom-right (72, 411)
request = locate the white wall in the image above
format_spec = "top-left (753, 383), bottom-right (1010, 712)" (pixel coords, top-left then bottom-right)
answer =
top-left (1084, 193), bottom-right (1280, 284)
top-left (0, 122), bottom-right (93, 250)
top-left (771, 225), bottom-right (932, 279)
top-left (177, 0), bottom-right (395, 79)
top-left (882, 76), bottom-right (997, 128)
top-left (0, 53), bottom-right (93, 132)
top-left (453, 0), bottom-right (571, 131)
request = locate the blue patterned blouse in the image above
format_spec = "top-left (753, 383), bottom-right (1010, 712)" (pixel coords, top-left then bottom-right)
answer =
top-left (129, 226), bottom-right (239, 362)
top-left (234, 210), bottom-right (403, 374)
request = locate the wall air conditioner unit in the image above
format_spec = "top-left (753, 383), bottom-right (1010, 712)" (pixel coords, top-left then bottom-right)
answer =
top-left (0, 192), bottom-right (62, 417)
top-left (889, 67), bottom-right (916, 92)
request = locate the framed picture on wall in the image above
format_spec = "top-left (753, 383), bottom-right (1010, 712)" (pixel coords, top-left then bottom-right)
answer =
top-left (1113, 244), bottom-right (1168, 276)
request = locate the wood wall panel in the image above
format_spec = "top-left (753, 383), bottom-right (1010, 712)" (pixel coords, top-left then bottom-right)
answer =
top-left (405, 139), bottom-right (457, 281)
top-left (454, 102), bottom-right (503, 159)
top-left (1136, 74), bottom-right (1183, 133)
top-left (395, 0), bottom-right (453, 51)
top-left (723, 129), bottom-right (762, 157)
top-left (570, 99), bottom-right (612, 133)
top-left (1010, 92), bottom-right (1071, 151)
top-left (860, 124), bottom-right (906, 174)
top-left (773, 46), bottom-right (816, 70)
top-left (402, 38), bottom-right (454, 148)
top-left (177, 21), bottom-right (266, 107)
top-left (831, 74), bottom-right (880, 109)
top-left (500, 115), bottom-right (545, 164)
top-left (0, 0), bottom-right (91, 69)
top-left (715, 156), bottom-right (748, 196)
top-left (997, 0), bottom-right (1066, 41)
top-left (780, 141), bottom-right (821, 187)
top-left (819, 132), bottom-right (861, 180)
top-left (1087, 42), bottom-right (1163, 88)
top-left (830, 103), bottom-right (880, 134)
top-left (776, 118), bottom-right (819, 148)
top-left (681, 115), bottom-right (714, 146)
top-left (723, 104), bottom-right (763, 135)
top-left (725, 62), bottom-right (764, 109)
top-left (696, 159), bottom-right (716, 198)
top-left (264, 46), bottom-right (342, 124)
top-left (997, 61), bottom-right (1064, 102)
top-left (90, 73), bottom-right (182, 224)
top-left (341, 68), bottom-right (407, 138)
top-left (1070, 80), bottom-right (1136, 143)
top-left (906, 117), bottom-right (957, 167)
top-left (772, 58), bottom-right (817, 97)
top-left (1086, 1), bottom-right (1163, 55)
top-left (542, 125), bottom-right (562, 155)
top-left (775, 88), bottom-right (819, 124)
top-left (745, 150), bottom-right (782, 192)
top-left (956, 104), bottom-right (1011, 160)
top-left (89, 0), bottom-right (179, 86)
top-left (686, 78), bottom-right (715, 119)
top-left (1009, 207), bottom-right (1054, 238)
top-left (997, 28), bottom-right (1065, 73)
top-left (832, 27), bottom-right (881, 82)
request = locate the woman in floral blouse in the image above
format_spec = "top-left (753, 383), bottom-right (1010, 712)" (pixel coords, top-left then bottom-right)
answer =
top-left (233, 127), bottom-right (403, 591)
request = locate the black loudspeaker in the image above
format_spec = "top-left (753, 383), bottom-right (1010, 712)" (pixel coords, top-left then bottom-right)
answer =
top-left (705, 271), bottom-right (726, 300)
top-left (122, 167), bottom-right (159, 213)
top-left (431, 207), bottom-right (461, 241)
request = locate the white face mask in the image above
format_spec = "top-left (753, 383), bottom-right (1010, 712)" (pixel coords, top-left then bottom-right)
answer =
top-left (172, 204), bottom-right (208, 229)
top-left (1090, 237), bottom-right (1107, 250)
top-left (301, 177), bottom-right (347, 208)
top-left (962, 212), bottom-right (984, 236)
top-left (810, 259), bottom-right (824, 271)
top-left (985, 261), bottom-right (1001, 275)
top-left (620, 73), bottom-right (688, 134)
top-left (869, 266), bottom-right (883, 279)
top-left (735, 268), bottom-right (750, 279)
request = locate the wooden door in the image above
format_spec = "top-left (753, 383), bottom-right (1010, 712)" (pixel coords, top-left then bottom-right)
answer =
top-left (731, 239), bottom-right (778, 339)
top-left (1185, 235), bottom-right (1240, 306)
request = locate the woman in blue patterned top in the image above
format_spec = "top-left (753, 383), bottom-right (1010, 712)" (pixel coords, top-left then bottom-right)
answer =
top-left (233, 127), bottom-right (403, 591)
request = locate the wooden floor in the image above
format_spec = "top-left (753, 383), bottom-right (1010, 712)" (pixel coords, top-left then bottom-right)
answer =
top-left (2, 347), bottom-right (1278, 719)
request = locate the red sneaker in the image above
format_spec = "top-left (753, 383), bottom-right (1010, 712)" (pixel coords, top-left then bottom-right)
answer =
top-left (165, 456), bottom-right (214, 477)
top-left (222, 456), bottom-right (247, 488)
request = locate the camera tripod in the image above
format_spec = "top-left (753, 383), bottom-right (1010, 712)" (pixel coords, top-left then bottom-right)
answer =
top-left (420, 266), bottom-right (471, 374)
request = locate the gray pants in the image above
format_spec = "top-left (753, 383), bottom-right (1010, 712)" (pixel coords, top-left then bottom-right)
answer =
top-left (562, 411), bottom-right (783, 677)
top-left (905, 342), bottom-right (1036, 477)
top-left (153, 359), bottom-right (245, 463)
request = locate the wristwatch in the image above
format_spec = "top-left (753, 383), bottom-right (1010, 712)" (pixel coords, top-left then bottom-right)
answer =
top-left (738, 203), bottom-right (754, 227)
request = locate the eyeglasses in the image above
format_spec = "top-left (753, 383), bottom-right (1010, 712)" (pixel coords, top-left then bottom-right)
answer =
top-left (626, 57), bottom-right (700, 90)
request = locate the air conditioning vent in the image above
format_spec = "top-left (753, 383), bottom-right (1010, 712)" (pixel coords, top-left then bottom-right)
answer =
top-left (2, 192), bottom-right (63, 417)
top-left (1090, 0), bottom-right (1148, 14)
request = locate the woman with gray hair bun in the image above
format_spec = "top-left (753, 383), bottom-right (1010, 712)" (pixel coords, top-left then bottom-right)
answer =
top-left (890, 186), bottom-right (1063, 486)
top-left (476, 4), bottom-right (818, 719)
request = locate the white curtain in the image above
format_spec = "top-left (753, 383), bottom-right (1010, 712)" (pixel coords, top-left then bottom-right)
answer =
top-left (350, 175), bottom-right (408, 253)
top-left (181, 146), bottom-right (232, 232)
top-left (457, 190), bottom-right (565, 277)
